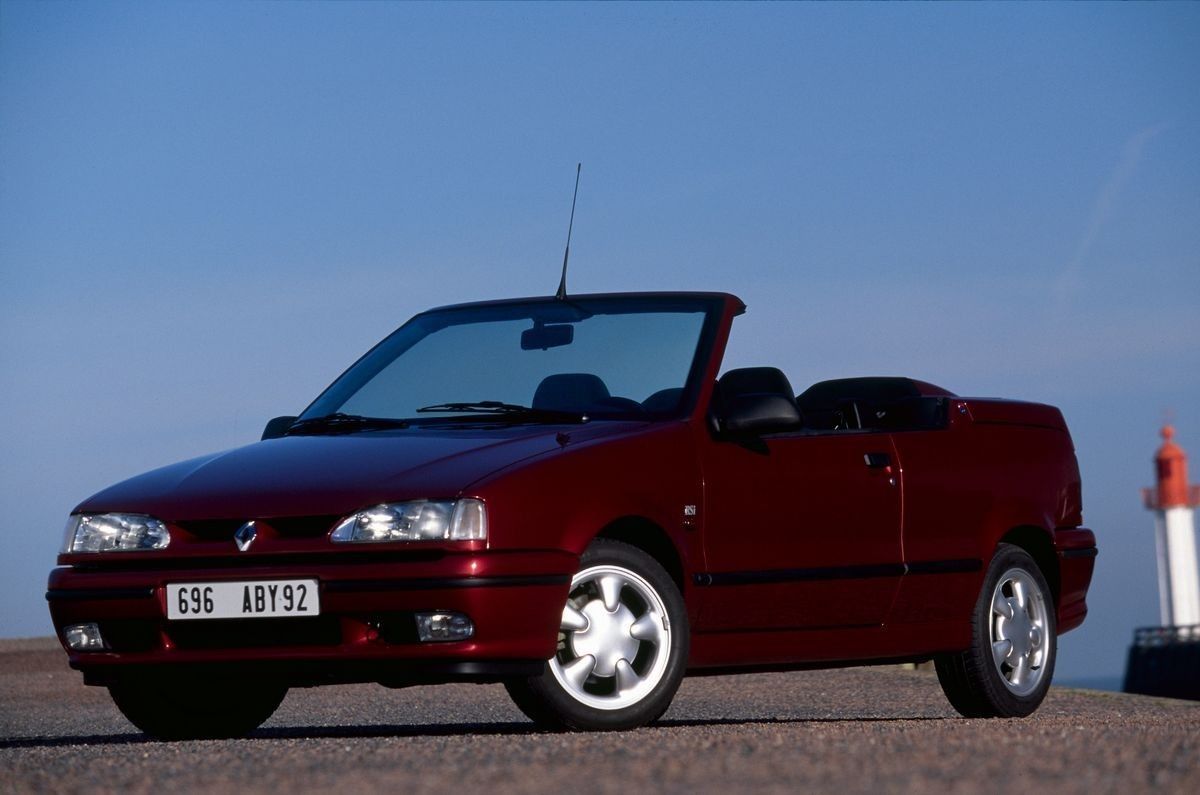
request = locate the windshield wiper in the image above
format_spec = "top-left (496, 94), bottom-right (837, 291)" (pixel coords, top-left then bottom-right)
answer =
top-left (415, 401), bottom-right (588, 423)
top-left (286, 413), bottom-right (410, 435)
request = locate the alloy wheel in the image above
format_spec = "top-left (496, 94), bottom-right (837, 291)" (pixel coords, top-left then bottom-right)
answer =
top-left (988, 567), bottom-right (1051, 697)
top-left (549, 563), bottom-right (672, 710)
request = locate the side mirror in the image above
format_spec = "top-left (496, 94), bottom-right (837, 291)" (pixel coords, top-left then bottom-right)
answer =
top-left (262, 416), bottom-right (298, 440)
top-left (719, 394), bottom-right (802, 435)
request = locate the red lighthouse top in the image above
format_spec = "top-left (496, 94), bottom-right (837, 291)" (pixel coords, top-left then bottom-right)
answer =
top-left (1144, 425), bottom-right (1200, 509)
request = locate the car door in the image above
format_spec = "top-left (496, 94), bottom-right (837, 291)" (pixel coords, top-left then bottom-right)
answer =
top-left (884, 412), bottom-right (997, 625)
top-left (696, 428), bottom-right (903, 631)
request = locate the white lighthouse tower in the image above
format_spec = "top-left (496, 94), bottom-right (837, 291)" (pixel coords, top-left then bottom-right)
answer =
top-left (1142, 425), bottom-right (1200, 629)
top-left (1124, 425), bottom-right (1200, 700)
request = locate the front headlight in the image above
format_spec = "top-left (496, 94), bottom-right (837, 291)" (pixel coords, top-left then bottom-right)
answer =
top-left (62, 513), bottom-right (171, 553)
top-left (330, 499), bottom-right (487, 543)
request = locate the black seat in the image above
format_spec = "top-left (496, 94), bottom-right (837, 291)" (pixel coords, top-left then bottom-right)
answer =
top-left (713, 367), bottom-right (802, 431)
top-left (717, 367), bottom-right (796, 400)
top-left (533, 373), bottom-right (611, 413)
top-left (642, 388), bottom-right (684, 413)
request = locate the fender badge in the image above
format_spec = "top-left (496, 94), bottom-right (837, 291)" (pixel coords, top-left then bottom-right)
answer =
top-left (234, 521), bottom-right (257, 552)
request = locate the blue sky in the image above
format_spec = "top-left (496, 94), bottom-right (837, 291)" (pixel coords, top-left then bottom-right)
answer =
top-left (1, 2), bottom-right (1198, 685)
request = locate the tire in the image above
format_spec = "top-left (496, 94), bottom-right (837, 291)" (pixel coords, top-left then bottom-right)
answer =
top-left (935, 542), bottom-right (1057, 718)
top-left (505, 538), bottom-right (689, 731)
top-left (109, 676), bottom-right (287, 740)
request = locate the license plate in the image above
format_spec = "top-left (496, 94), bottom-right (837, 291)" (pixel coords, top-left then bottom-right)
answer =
top-left (166, 579), bottom-right (320, 620)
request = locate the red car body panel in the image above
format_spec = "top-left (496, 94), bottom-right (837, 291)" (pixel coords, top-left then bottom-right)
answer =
top-left (47, 291), bottom-right (1096, 685)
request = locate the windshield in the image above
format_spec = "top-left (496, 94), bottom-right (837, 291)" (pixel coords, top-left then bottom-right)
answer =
top-left (299, 295), bottom-right (724, 425)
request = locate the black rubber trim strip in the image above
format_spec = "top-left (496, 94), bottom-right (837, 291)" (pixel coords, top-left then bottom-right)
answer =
top-left (1059, 547), bottom-right (1099, 560)
top-left (905, 558), bottom-right (983, 575)
top-left (693, 558), bottom-right (981, 587)
top-left (695, 563), bottom-right (904, 587)
top-left (324, 574), bottom-right (570, 593)
top-left (46, 587), bottom-right (156, 602)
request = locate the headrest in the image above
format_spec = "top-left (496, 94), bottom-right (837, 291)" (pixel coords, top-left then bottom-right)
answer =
top-left (642, 387), bottom-right (684, 413)
top-left (717, 367), bottom-right (795, 399)
top-left (533, 373), bottom-right (611, 412)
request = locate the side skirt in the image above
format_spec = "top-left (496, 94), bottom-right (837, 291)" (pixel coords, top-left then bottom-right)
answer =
top-left (687, 620), bottom-right (971, 670)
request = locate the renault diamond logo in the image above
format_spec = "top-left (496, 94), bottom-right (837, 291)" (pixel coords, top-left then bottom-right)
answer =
top-left (234, 521), bottom-right (257, 552)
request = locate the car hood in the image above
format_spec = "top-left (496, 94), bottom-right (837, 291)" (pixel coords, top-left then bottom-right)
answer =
top-left (75, 422), bottom-right (646, 521)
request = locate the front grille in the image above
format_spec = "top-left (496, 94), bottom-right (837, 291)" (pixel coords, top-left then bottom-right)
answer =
top-left (70, 548), bottom-right (445, 572)
top-left (272, 516), bottom-right (341, 538)
top-left (176, 516), bottom-right (340, 541)
top-left (176, 519), bottom-right (244, 540)
top-left (166, 616), bottom-right (343, 650)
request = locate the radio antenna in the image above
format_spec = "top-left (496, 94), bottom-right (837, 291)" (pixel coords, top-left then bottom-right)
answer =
top-left (555, 163), bottom-right (582, 300)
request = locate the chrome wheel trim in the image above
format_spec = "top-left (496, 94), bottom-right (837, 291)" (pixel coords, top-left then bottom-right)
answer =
top-left (988, 567), bottom-right (1051, 697)
top-left (549, 563), bottom-right (672, 711)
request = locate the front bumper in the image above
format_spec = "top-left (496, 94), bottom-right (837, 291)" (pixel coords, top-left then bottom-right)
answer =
top-left (46, 549), bottom-right (575, 686)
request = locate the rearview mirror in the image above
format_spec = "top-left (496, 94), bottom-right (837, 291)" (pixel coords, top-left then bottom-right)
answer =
top-left (521, 323), bottom-right (574, 351)
top-left (719, 394), bottom-right (802, 435)
top-left (262, 416), bottom-right (297, 440)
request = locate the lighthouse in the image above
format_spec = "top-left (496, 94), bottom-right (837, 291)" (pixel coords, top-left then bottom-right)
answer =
top-left (1142, 425), bottom-right (1200, 628)
top-left (1125, 425), bottom-right (1200, 701)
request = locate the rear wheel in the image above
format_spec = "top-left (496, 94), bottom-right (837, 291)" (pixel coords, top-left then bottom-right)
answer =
top-left (109, 676), bottom-right (287, 740)
top-left (505, 539), bottom-right (688, 730)
top-left (935, 543), bottom-right (1056, 717)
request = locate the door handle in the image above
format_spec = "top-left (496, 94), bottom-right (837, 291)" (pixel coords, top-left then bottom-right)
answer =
top-left (864, 452), bottom-right (891, 469)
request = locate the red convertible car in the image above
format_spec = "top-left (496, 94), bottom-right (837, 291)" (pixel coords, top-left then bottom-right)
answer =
top-left (48, 292), bottom-right (1096, 737)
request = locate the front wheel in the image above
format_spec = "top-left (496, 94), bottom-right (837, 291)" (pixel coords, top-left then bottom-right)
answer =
top-left (109, 676), bottom-right (287, 740)
top-left (935, 542), bottom-right (1057, 718)
top-left (505, 539), bottom-right (689, 730)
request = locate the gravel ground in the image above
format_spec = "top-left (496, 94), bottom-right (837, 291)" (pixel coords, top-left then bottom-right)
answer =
top-left (2, 637), bottom-right (1197, 794)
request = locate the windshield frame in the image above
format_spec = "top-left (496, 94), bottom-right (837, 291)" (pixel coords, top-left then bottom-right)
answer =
top-left (296, 293), bottom-right (731, 427)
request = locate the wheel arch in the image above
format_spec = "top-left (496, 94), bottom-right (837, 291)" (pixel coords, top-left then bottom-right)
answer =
top-left (595, 516), bottom-right (686, 593)
top-left (997, 525), bottom-right (1060, 606)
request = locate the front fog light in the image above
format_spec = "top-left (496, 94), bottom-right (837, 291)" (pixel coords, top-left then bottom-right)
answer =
top-left (63, 623), bottom-right (107, 651)
top-left (415, 612), bottom-right (474, 642)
